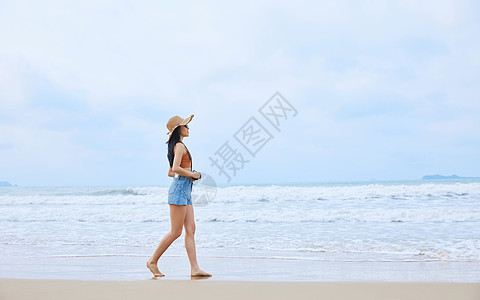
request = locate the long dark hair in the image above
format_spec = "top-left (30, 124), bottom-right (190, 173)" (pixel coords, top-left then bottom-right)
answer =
top-left (166, 126), bottom-right (191, 167)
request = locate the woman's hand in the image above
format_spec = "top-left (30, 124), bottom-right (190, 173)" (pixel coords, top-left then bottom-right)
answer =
top-left (191, 171), bottom-right (201, 181)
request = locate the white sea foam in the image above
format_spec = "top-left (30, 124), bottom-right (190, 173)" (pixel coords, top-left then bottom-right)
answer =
top-left (210, 182), bottom-right (480, 203)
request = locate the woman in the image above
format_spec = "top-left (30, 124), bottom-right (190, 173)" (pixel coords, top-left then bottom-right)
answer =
top-left (146, 114), bottom-right (212, 278)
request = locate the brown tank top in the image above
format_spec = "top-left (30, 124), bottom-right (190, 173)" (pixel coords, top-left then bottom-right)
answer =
top-left (175, 142), bottom-right (192, 170)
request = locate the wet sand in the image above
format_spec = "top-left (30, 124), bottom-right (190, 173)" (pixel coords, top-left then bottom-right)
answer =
top-left (1, 254), bottom-right (479, 282)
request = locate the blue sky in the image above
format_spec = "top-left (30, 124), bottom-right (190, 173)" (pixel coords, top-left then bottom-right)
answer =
top-left (1, 1), bottom-right (479, 186)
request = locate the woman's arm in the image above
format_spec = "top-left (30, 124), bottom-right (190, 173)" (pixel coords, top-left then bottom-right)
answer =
top-left (171, 143), bottom-right (196, 178)
top-left (167, 166), bottom-right (175, 177)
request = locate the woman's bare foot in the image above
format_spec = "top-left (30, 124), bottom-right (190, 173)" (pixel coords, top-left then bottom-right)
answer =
top-left (191, 268), bottom-right (212, 277)
top-left (146, 261), bottom-right (165, 277)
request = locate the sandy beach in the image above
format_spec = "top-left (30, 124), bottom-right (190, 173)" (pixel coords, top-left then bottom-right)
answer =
top-left (1, 279), bottom-right (479, 300)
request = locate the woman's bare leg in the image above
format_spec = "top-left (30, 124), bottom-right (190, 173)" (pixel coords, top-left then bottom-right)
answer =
top-left (184, 204), bottom-right (211, 277)
top-left (147, 204), bottom-right (186, 277)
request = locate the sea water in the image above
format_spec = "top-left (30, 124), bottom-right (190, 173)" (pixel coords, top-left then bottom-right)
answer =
top-left (1, 180), bottom-right (479, 280)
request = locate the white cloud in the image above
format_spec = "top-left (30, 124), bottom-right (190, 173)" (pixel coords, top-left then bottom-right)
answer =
top-left (1, 0), bottom-right (479, 185)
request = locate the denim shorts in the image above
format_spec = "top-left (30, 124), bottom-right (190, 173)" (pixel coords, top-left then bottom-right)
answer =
top-left (168, 175), bottom-right (193, 205)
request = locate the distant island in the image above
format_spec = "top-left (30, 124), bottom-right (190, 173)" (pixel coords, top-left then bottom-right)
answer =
top-left (422, 174), bottom-right (479, 180)
top-left (0, 181), bottom-right (13, 187)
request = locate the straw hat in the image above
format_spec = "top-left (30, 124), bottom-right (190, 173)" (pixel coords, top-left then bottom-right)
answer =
top-left (166, 114), bottom-right (194, 142)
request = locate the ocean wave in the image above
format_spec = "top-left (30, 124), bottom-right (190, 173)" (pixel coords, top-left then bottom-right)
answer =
top-left (201, 208), bottom-right (480, 223)
top-left (87, 188), bottom-right (146, 196)
top-left (1, 207), bottom-right (478, 223)
top-left (208, 182), bottom-right (480, 204)
top-left (1, 182), bottom-right (479, 205)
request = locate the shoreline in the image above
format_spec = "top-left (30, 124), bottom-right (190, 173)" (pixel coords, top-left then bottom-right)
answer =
top-left (1, 255), bottom-right (479, 282)
top-left (1, 279), bottom-right (479, 300)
